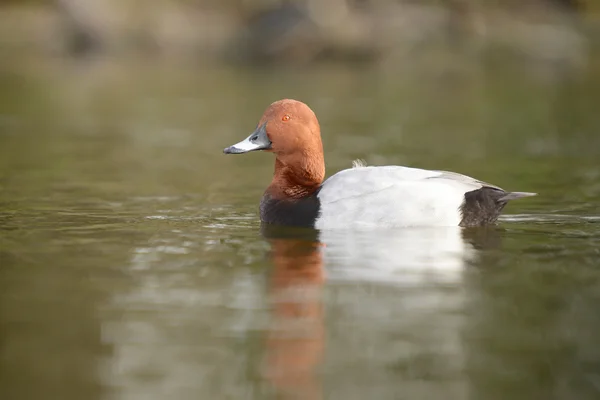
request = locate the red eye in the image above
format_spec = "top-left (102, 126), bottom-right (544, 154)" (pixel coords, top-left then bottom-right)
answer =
top-left (282, 115), bottom-right (290, 121)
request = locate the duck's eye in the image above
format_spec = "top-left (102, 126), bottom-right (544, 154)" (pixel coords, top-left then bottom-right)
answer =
top-left (282, 114), bottom-right (290, 122)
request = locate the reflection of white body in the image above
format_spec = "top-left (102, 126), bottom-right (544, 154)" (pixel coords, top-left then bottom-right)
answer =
top-left (321, 226), bottom-right (473, 286)
top-left (320, 227), bottom-right (472, 399)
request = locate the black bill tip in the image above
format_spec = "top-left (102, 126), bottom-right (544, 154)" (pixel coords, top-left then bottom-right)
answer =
top-left (223, 146), bottom-right (243, 154)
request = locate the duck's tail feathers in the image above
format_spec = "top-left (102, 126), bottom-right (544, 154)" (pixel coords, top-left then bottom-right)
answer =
top-left (499, 192), bottom-right (537, 202)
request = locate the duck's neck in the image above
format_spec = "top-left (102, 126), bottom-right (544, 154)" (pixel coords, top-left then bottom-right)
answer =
top-left (267, 157), bottom-right (324, 200)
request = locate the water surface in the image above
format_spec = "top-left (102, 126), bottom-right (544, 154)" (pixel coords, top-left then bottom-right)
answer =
top-left (1, 54), bottom-right (600, 400)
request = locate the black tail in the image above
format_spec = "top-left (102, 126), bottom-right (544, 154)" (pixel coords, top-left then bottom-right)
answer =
top-left (460, 188), bottom-right (537, 227)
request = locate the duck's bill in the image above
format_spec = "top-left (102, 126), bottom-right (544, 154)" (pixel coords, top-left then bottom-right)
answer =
top-left (223, 123), bottom-right (272, 154)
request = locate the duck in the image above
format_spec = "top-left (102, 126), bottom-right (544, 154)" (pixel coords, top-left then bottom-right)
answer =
top-left (223, 99), bottom-right (536, 229)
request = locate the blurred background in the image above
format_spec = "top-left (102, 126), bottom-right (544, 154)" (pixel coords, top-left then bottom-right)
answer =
top-left (0, 0), bottom-right (595, 62)
top-left (1, 1), bottom-right (600, 400)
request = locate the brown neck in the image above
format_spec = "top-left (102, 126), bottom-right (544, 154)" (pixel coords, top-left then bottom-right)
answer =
top-left (267, 156), bottom-right (324, 200)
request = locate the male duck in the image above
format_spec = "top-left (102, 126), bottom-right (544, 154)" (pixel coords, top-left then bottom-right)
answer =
top-left (223, 99), bottom-right (536, 229)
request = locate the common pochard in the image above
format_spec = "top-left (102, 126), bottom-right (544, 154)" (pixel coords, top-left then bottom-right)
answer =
top-left (224, 99), bottom-right (536, 229)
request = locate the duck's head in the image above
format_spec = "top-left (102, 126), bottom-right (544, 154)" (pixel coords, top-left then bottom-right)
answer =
top-left (224, 99), bottom-right (325, 196)
top-left (224, 99), bottom-right (322, 158)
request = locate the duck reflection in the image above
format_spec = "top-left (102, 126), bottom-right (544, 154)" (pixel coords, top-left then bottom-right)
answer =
top-left (261, 225), bottom-right (325, 400)
top-left (261, 225), bottom-right (500, 399)
top-left (321, 227), bottom-right (480, 399)
top-left (321, 227), bottom-right (475, 286)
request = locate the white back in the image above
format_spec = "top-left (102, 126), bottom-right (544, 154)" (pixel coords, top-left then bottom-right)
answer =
top-left (316, 165), bottom-right (493, 229)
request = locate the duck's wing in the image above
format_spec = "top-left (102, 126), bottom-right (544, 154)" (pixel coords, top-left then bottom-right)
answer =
top-left (431, 170), bottom-right (536, 201)
top-left (430, 170), bottom-right (504, 191)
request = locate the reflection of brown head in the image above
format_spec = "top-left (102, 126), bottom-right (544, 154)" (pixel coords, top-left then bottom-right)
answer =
top-left (264, 238), bottom-right (324, 399)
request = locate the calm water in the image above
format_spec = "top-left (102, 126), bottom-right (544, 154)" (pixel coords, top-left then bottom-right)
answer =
top-left (1, 53), bottom-right (600, 400)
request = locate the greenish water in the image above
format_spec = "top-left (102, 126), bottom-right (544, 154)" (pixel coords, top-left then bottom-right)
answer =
top-left (1, 54), bottom-right (600, 400)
